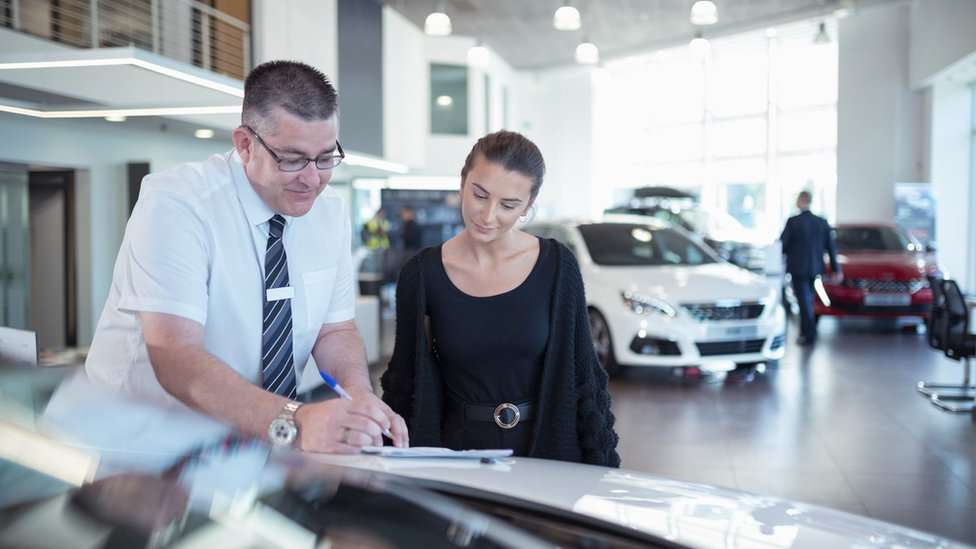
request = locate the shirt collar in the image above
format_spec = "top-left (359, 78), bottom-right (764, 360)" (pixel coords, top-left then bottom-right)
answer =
top-left (230, 149), bottom-right (278, 228)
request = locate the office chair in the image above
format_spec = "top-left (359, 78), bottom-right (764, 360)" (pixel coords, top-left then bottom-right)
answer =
top-left (928, 280), bottom-right (976, 413)
top-left (917, 278), bottom-right (964, 397)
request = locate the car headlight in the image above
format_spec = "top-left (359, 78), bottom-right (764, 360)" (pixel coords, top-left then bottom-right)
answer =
top-left (621, 291), bottom-right (676, 317)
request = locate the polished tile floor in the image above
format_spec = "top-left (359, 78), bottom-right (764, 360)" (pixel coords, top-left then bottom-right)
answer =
top-left (377, 316), bottom-right (976, 544)
top-left (608, 318), bottom-right (976, 544)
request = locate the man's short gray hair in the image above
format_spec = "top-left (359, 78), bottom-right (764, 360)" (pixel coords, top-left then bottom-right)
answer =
top-left (242, 60), bottom-right (338, 134)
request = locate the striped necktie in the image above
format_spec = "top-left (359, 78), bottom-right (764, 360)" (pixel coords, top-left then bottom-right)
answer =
top-left (262, 214), bottom-right (297, 398)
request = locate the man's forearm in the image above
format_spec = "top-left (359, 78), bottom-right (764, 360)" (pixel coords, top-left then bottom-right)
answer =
top-left (148, 345), bottom-right (287, 439)
top-left (312, 325), bottom-right (372, 393)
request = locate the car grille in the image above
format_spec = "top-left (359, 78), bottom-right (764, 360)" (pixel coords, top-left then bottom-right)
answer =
top-left (682, 302), bottom-right (765, 321)
top-left (697, 339), bottom-right (766, 356)
top-left (843, 279), bottom-right (927, 293)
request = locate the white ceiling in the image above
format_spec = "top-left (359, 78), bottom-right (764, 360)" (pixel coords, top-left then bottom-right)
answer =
top-left (388, 0), bottom-right (890, 69)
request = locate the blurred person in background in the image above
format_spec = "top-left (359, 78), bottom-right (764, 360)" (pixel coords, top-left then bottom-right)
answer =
top-left (780, 190), bottom-right (840, 346)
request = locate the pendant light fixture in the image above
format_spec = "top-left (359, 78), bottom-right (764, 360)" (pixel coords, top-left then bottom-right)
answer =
top-left (553, 2), bottom-right (582, 31)
top-left (424, 2), bottom-right (451, 36)
top-left (690, 1), bottom-right (718, 25)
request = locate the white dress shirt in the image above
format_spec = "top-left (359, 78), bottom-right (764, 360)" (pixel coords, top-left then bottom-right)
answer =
top-left (44, 150), bottom-right (354, 471)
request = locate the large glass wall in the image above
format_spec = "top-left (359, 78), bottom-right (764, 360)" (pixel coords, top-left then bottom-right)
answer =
top-left (593, 20), bottom-right (838, 237)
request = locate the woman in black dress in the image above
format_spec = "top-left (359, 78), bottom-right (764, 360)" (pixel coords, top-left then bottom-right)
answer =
top-left (381, 131), bottom-right (619, 466)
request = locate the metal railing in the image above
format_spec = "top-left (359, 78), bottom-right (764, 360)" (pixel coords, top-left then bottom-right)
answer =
top-left (0, 0), bottom-right (250, 79)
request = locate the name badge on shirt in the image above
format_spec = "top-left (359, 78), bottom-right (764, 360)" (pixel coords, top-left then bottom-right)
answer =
top-left (266, 286), bottom-right (295, 302)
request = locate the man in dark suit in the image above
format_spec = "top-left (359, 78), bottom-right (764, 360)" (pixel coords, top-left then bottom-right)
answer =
top-left (780, 191), bottom-right (840, 345)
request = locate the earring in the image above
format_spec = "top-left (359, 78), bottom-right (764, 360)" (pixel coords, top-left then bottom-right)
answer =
top-left (519, 214), bottom-right (528, 223)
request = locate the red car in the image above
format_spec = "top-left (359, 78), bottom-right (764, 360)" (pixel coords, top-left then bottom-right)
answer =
top-left (816, 224), bottom-right (939, 319)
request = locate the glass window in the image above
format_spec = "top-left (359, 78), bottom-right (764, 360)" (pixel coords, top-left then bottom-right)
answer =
top-left (430, 64), bottom-right (468, 135)
top-left (643, 124), bottom-right (704, 163)
top-left (593, 19), bottom-right (838, 229)
top-left (483, 74), bottom-right (492, 133)
top-left (644, 56), bottom-right (706, 124)
top-left (578, 224), bottom-right (717, 266)
top-left (639, 162), bottom-right (706, 187)
top-left (709, 47), bottom-right (768, 117)
top-left (778, 108), bottom-right (837, 152)
top-left (776, 42), bottom-right (838, 109)
top-left (724, 182), bottom-right (766, 229)
top-left (775, 152), bottom-right (837, 223)
top-left (710, 118), bottom-right (766, 158)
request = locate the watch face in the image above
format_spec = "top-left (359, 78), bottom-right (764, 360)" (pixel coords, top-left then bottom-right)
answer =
top-left (268, 418), bottom-right (297, 446)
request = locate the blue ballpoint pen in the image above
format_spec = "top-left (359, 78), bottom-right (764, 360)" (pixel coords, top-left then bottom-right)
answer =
top-left (318, 370), bottom-right (394, 439)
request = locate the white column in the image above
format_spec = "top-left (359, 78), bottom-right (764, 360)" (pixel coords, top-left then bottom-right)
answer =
top-left (251, 0), bottom-right (338, 82)
top-left (929, 82), bottom-right (974, 288)
top-left (836, 2), bottom-right (925, 223)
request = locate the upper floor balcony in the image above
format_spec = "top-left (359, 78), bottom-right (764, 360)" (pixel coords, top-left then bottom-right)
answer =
top-left (1, 0), bottom-right (250, 79)
top-left (0, 0), bottom-right (250, 131)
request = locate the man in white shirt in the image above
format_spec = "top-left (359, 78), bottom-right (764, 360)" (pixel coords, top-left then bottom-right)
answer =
top-left (45, 61), bottom-right (408, 470)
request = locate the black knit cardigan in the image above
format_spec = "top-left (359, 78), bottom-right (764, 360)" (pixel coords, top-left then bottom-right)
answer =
top-left (380, 241), bottom-right (621, 467)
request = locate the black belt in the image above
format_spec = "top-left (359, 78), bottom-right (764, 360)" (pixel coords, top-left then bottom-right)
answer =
top-left (447, 399), bottom-right (535, 429)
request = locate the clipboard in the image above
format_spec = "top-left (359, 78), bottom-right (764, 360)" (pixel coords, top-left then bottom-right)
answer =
top-left (361, 447), bottom-right (513, 459)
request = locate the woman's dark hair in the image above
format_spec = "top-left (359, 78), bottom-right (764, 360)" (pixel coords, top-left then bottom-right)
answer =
top-left (460, 131), bottom-right (546, 199)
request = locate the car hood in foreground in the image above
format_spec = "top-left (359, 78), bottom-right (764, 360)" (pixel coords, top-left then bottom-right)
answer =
top-left (311, 455), bottom-right (969, 549)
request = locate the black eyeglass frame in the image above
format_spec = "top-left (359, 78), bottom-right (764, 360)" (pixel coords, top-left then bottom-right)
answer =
top-left (243, 125), bottom-right (345, 172)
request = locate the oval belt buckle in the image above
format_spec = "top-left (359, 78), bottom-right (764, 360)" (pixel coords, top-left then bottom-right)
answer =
top-left (493, 403), bottom-right (520, 429)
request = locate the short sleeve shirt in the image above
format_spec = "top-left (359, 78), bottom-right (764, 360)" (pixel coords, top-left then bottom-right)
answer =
top-left (44, 150), bottom-right (355, 470)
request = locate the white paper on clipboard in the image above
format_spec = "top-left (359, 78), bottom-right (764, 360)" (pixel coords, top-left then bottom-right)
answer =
top-left (361, 447), bottom-right (513, 459)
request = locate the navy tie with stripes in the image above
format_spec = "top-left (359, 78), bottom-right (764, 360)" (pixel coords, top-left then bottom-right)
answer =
top-left (262, 214), bottom-right (297, 398)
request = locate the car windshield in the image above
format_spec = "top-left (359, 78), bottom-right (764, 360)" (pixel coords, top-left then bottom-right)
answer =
top-left (835, 226), bottom-right (912, 252)
top-left (577, 223), bottom-right (717, 267)
top-left (678, 209), bottom-right (746, 236)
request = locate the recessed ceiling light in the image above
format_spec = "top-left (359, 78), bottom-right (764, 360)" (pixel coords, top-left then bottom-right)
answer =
top-left (435, 95), bottom-right (454, 108)
top-left (104, 115), bottom-right (126, 122)
top-left (194, 128), bottom-right (215, 139)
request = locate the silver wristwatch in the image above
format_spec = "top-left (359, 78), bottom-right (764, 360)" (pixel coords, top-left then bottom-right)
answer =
top-left (268, 401), bottom-right (302, 447)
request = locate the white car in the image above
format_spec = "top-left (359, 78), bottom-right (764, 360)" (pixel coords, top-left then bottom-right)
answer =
top-left (316, 454), bottom-right (968, 549)
top-left (526, 218), bottom-right (786, 374)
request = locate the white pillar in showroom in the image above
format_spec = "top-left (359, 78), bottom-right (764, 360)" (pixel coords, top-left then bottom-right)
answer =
top-left (836, 2), bottom-right (925, 224)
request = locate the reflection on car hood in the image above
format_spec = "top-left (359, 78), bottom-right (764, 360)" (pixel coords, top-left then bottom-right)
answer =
top-left (838, 252), bottom-right (930, 279)
top-left (589, 262), bottom-right (773, 304)
top-left (312, 455), bottom-right (968, 549)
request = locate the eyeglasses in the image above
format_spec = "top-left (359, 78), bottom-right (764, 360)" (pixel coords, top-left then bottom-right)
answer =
top-left (243, 125), bottom-right (345, 172)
